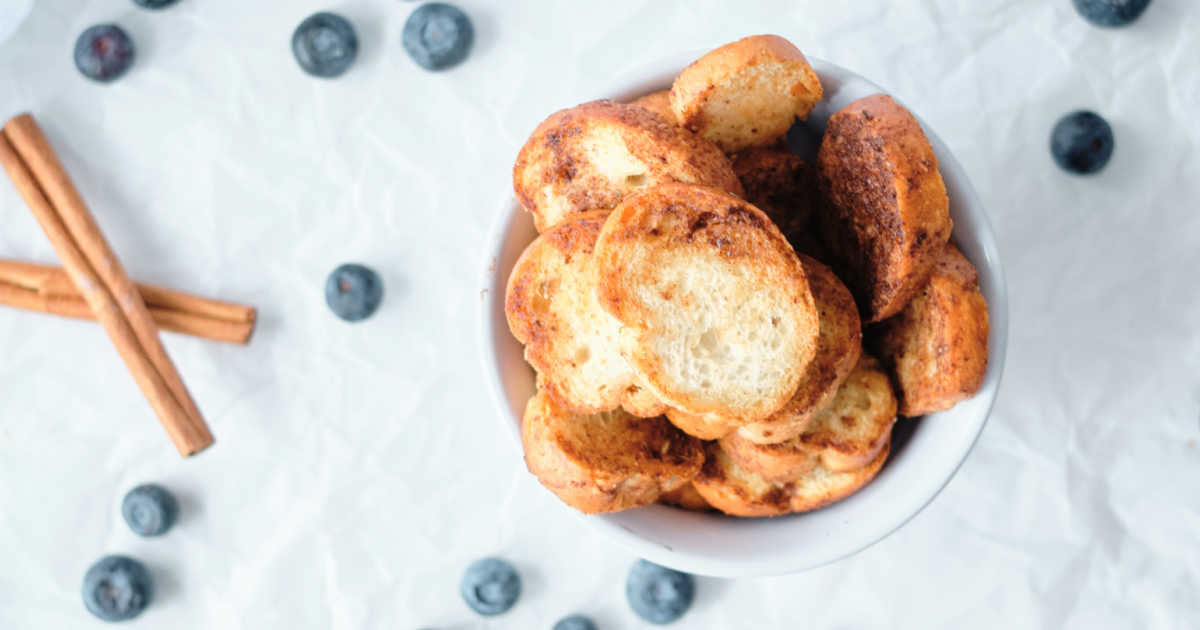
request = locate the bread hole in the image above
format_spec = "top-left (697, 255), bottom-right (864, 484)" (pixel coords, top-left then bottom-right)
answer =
top-left (625, 173), bottom-right (648, 188)
top-left (531, 278), bottom-right (559, 311)
top-left (574, 346), bottom-right (591, 365)
top-left (770, 316), bottom-right (781, 328)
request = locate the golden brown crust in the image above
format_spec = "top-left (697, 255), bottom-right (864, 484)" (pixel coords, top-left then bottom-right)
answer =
top-left (791, 440), bottom-right (889, 513)
top-left (871, 244), bottom-right (989, 416)
top-left (671, 35), bottom-right (823, 152)
top-left (718, 431), bottom-right (819, 483)
top-left (736, 254), bottom-right (863, 443)
top-left (593, 183), bottom-right (820, 426)
top-left (658, 482), bottom-right (714, 512)
top-left (630, 90), bottom-right (675, 122)
top-left (722, 354), bottom-right (895, 477)
top-left (817, 94), bottom-right (952, 323)
top-left (691, 443), bottom-right (794, 517)
top-left (506, 211), bottom-right (666, 417)
top-left (730, 147), bottom-right (819, 240)
top-left (796, 354), bottom-right (897, 470)
top-left (513, 99), bottom-right (742, 232)
top-left (692, 440), bottom-right (889, 517)
top-left (521, 390), bottom-right (704, 514)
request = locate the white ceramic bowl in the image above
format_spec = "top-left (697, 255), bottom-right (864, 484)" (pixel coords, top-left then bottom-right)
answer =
top-left (479, 53), bottom-right (1008, 578)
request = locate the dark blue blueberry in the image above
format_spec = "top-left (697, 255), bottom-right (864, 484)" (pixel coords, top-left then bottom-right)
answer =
top-left (403, 3), bottom-right (474, 71)
top-left (82, 556), bottom-right (153, 622)
top-left (73, 24), bottom-right (135, 83)
top-left (1073, 0), bottom-right (1151, 27)
top-left (626, 560), bottom-right (694, 625)
top-left (553, 614), bottom-right (598, 630)
top-left (292, 12), bottom-right (358, 78)
top-left (121, 484), bottom-right (178, 537)
top-left (1050, 111), bottom-right (1114, 175)
top-left (131, 0), bottom-right (180, 9)
top-left (325, 263), bottom-right (384, 322)
top-left (460, 557), bottom-right (521, 616)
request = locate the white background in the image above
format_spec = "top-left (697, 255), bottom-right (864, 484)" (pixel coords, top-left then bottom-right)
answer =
top-left (1, 0), bottom-right (1198, 628)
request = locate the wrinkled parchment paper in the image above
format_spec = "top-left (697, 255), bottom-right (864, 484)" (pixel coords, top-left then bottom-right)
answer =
top-left (1, 1), bottom-right (1198, 628)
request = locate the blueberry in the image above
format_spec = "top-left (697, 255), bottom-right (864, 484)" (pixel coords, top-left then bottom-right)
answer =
top-left (121, 484), bottom-right (178, 537)
top-left (82, 556), bottom-right (153, 622)
top-left (460, 557), bottom-right (521, 616)
top-left (553, 614), bottom-right (598, 630)
top-left (292, 12), bottom-right (358, 78)
top-left (403, 3), bottom-right (474, 71)
top-left (73, 24), bottom-right (135, 83)
top-left (1073, 0), bottom-right (1151, 27)
top-left (626, 560), bottom-right (694, 625)
top-left (131, 0), bottom-right (180, 9)
top-left (324, 264), bottom-right (384, 322)
top-left (1050, 111), bottom-right (1114, 175)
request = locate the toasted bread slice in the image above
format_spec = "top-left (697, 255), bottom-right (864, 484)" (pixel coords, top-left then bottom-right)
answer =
top-left (717, 431), bottom-right (818, 483)
top-left (506, 211), bottom-right (665, 417)
top-left (795, 354), bottom-right (897, 471)
top-left (670, 35), bottom-right (823, 153)
top-left (724, 354), bottom-right (897, 478)
top-left (594, 183), bottom-right (820, 427)
top-left (730, 147), bottom-right (819, 240)
top-left (630, 90), bottom-right (675, 122)
top-left (817, 94), bottom-right (952, 323)
top-left (692, 440), bottom-right (889, 517)
top-left (521, 390), bottom-right (704, 514)
top-left (659, 482), bottom-right (714, 512)
top-left (871, 244), bottom-right (989, 416)
top-left (513, 100), bottom-right (742, 232)
top-left (737, 254), bottom-right (862, 444)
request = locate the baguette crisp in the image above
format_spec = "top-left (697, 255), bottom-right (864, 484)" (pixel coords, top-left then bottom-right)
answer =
top-left (692, 440), bottom-right (889, 517)
top-left (722, 354), bottom-right (897, 479)
top-left (817, 94), bottom-right (952, 322)
top-left (522, 389), bottom-right (704, 514)
top-left (872, 244), bottom-right (989, 416)
top-left (593, 183), bottom-right (820, 429)
top-left (514, 100), bottom-right (741, 232)
top-left (506, 211), bottom-right (664, 417)
top-left (671, 35), bottom-right (823, 153)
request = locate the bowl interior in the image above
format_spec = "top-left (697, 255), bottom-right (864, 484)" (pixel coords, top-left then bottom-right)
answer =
top-left (480, 55), bottom-right (1008, 578)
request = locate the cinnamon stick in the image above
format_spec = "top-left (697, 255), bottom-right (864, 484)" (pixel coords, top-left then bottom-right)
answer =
top-left (0, 117), bottom-right (213, 456)
top-left (0, 259), bottom-right (256, 342)
top-left (0, 277), bottom-right (255, 345)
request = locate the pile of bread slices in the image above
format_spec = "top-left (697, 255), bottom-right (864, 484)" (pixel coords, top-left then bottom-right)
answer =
top-left (505, 35), bottom-right (990, 517)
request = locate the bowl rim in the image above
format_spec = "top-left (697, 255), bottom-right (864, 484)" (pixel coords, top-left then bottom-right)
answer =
top-left (478, 52), bottom-right (1008, 578)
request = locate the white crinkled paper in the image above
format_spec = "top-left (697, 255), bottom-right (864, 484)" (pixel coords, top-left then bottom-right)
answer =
top-left (1, 0), bottom-right (1198, 628)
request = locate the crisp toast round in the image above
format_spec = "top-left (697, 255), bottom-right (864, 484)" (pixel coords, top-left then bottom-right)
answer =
top-left (737, 254), bottom-right (862, 444)
top-left (723, 353), bottom-right (897, 478)
top-left (817, 93), bottom-right (952, 323)
top-left (506, 211), bottom-right (665, 417)
top-left (521, 389), bottom-right (704, 514)
top-left (692, 439), bottom-right (889, 517)
top-left (513, 99), bottom-right (742, 232)
top-left (593, 183), bottom-right (820, 427)
top-left (670, 35), bottom-right (823, 153)
top-left (871, 244), bottom-right (989, 416)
